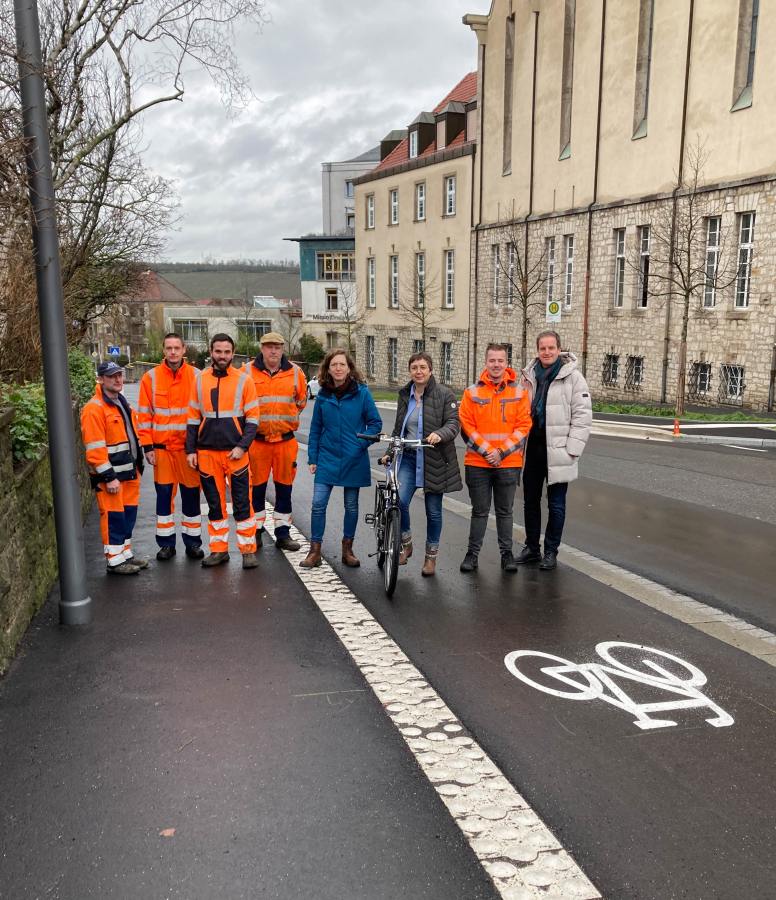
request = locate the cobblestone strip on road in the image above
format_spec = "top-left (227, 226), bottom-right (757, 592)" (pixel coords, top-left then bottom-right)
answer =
top-left (264, 506), bottom-right (600, 900)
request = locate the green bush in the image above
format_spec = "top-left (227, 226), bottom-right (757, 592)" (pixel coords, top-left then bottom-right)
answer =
top-left (299, 332), bottom-right (325, 364)
top-left (0, 383), bottom-right (48, 463)
top-left (68, 348), bottom-right (96, 407)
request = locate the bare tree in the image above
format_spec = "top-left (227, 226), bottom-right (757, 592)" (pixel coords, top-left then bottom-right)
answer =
top-left (493, 208), bottom-right (548, 368)
top-left (278, 304), bottom-right (303, 357)
top-left (0, 0), bottom-right (268, 380)
top-left (398, 256), bottom-right (453, 348)
top-left (630, 140), bottom-right (739, 414)
top-left (337, 280), bottom-right (365, 354)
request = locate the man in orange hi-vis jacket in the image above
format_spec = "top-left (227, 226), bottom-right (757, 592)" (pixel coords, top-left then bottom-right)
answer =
top-left (458, 342), bottom-right (532, 575)
top-left (137, 333), bottom-right (203, 562)
top-left (248, 332), bottom-right (307, 552)
top-left (81, 361), bottom-right (148, 575)
top-left (185, 333), bottom-right (259, 569)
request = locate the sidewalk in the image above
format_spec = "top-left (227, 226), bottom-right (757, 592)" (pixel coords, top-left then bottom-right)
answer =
top-left (0, 473), bottom-right (496, 899)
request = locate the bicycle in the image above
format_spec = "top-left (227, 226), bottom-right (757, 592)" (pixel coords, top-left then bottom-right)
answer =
top-left (357, 433), bottom-right (434, 596)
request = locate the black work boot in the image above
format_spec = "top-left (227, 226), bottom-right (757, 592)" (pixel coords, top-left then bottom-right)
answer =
top-left (185, 545), bottom-right (204, 560)
top-left (241, 552), bottom-right (259, 569)
top-left (275, 533), bottom-right (301, 552)
top-left (539, 550), bottom-right (558, 570)
top-left (202, 551), bottom-right (230, 568)
top-left (156, 546), bottom-right (176, 561)
top-left (460, 552), bottom-right (478, 573)
top-left (516, 546), bottom-right (541, 565)
top-left (501, 551), bottom-right (518, 572)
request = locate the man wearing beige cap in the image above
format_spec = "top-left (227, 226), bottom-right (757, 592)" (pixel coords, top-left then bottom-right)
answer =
top-left (248, 332), bottom-right (307, 550)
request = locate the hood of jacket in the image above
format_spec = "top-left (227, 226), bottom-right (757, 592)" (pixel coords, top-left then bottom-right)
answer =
top-left (477, 365), bottom-right (519, 390)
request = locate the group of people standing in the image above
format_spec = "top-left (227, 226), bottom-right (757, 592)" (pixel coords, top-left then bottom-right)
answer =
top-left (81, 330), bottom-right (309, 574)
top-left (81, 328), bottom-right (591, 581)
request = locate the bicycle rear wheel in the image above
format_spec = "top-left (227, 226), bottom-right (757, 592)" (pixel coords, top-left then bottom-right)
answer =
top-left (375, 486), bottom-right (386, 570)
top-left (383, 506), bottom-right (401, 596)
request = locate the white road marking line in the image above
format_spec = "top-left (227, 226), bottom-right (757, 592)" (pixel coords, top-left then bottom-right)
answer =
top-left (296, 443), bottom-right (776, 668)
top-left (263, 504), bottom-right (601, 900)
top-left (723, 444), bottom-right (768, 452)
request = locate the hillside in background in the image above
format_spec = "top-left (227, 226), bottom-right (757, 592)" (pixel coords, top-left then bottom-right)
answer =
top-left (155, 263), bottom-right (301, 300)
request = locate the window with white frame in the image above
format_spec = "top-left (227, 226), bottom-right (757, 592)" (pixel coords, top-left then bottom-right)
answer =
top-left (317, 252), bottom-right (354, 281)
top-left (563, 235), bottom-right (574, 308)
top-left (412, 339), bottom-right (425, 354)
top-left (735, 212), bottom-right (754, 308)
top-left (237, 320), bottom-right (271, 344)
top-left (415, 182), bottom-right (426, 221)
top-left (409, 130), bottom-right (418, 159)
top-left (388, 337), bottom-right (398, 380)
top-left (415, 252), bottom-right (426, 307)
top-left (704, 217), bottom-right (721, 308)
top-left (613, 228), bottom-right (626, 308)
top-left (444, 249), bottom-right (455, 307)
top-left (367, 257), bottom-right (376, 307)
top-left (602, 353), bottom-right (619, 385)
top-left (325, 288), bottom-right (338, 311)
top-left (174, 319), bottom-right (208, 345)
top-left (346, 213), bottom-right (355, 230)
top-left (441, 342), bottom-right (452, 384)
top-left (366, 335), bottom-right (376, 377)
top-left (366, 194), bottom-right (375, 229)
top-left (507, 243), bottom-right (516, 305)
top-left (444, 175), bottom-right (457, 215)
top-left (345, 180), bottom-right (354, 198)
top-left (389, 188), bottom-right (399, 225)
top-left (492, 244), bottom-right (500, 304)
top-left (546, 237), bottom-right (556, 305)
top-left (389, 255), bottom-right (399, 308)
top-left (637, 225), bottom-right (650, 307)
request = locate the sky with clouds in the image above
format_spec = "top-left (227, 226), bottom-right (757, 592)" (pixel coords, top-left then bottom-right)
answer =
top-left (139, 0), bottom-right (490, 264)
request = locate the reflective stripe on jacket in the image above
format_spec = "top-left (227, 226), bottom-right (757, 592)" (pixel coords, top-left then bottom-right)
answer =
top-left (250, 355), bottom-right (307, 442)
top-left (137, 360), bottom-right (200, 451)
top-left (185, 365), bottom-right (259, 452)
top-left (458, 366), bottom-right (532, 469)
top-left (81, 386), bottom-right (142, 483)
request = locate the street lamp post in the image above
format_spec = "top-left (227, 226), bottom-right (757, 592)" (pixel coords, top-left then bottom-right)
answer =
top-left (14, 0), bottom-right (92, 625)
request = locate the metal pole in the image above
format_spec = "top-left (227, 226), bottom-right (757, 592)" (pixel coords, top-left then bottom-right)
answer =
top-left (14, 0), bottom-right (92, 625)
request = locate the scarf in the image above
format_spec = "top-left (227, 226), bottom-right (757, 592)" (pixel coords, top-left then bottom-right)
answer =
top-left (531, 357), bottom-right (563, 431)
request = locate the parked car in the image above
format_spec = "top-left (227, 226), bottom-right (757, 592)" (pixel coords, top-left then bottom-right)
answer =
top-left (307, 376), bottom-right (320, 399)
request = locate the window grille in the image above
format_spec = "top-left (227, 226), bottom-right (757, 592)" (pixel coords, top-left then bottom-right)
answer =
top-left (625, 355), bottom-right (644, 391)
top-left (441, 342), bottom-right (452, 384)
top-left (602, 353), bottom-right (619, 386)
top-left (687, 361), bottom-right (711, 401)
top-left (718, 364), bottom-right (745, 404)
top-left (366, 336), bottom-right (376, 377)
top-left (388, 338), bottom-right (398, 381)
top-left (412, 339), bottom-right (425, 354)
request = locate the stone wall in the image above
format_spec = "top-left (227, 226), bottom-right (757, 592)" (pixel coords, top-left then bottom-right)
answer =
top-left (0, 407), bottom-right (92, 674)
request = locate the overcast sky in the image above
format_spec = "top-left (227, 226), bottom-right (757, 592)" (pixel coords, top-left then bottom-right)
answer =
top-left (140, 0), bottom-right (489, 264)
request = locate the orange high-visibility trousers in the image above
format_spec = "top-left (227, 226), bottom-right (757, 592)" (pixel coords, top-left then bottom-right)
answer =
top-left (197, 449), bottom-right (255, 554)
top-left (97, 478), bottom-right (141, 567)
top-left (152, 448), bottom-right (202, 550)
top-left (248, 438), bottom-right (298, 532)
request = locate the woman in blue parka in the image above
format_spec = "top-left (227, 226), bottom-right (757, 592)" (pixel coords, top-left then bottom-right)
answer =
top-left (300, 348), bottom-right (382, 569)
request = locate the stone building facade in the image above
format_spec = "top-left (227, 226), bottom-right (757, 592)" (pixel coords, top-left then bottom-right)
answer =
top-left (465, 0), bottom-right (776, 410)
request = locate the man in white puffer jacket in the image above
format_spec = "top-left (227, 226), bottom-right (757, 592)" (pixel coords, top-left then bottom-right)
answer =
top-left (517, 330), bottom-right (592, 570)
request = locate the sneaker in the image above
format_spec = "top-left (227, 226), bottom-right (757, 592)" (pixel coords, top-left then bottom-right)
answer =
top-left (242, 552), bottom-right (259, 569)
top-left (185, 546), bottom-right (205, 560)
top-left (275, 534), bottom-right (301, 552)
top-left (156, 546), bottom-right (176, 561)
top-left (202, 551), bottom-right (230, 568)
top-left (107, 561), bottom-right (140, 576)
top-left (539, 550), bottom-right (558, 571)
top-left (501, 552), bottom-right (518, 573)
top-left (126, 556), bottom-right (149, 569)
top-left (459, 552), bottom-right (478, 573)
top-left (516, 546), bottom-right (541, 565)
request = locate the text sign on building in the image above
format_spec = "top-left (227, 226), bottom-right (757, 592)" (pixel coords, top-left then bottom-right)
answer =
top-left (546, 299), bottom-right (561, 324)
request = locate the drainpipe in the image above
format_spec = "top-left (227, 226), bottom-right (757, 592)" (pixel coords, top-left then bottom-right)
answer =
top-left (582, 0), bottom-right (607, 377)
top-left (661, 0), bottom-right (695, 403)
top-left (529, 11), bottom-right (539, 218)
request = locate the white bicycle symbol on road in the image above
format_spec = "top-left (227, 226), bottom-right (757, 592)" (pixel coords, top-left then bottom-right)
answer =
top-left (504, 642), bottom-right (734, 731)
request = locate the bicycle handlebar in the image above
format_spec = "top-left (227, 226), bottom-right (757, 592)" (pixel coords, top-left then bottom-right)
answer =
top-left (357, 432), bottom-right (435, 450)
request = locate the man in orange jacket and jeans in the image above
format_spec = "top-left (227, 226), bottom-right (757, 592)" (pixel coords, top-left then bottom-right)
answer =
top-left (248, 332), bottom-right (307, 551)
top-left (186, 334), bottom-right (259, 569)
top-left (458, 343), bottom-right (532, 573)
top-left (137, 333), bottom-right (203, 561)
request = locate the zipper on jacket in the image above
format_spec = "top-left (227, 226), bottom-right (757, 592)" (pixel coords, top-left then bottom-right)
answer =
top-left (215, 374), bottom-right (220, 419)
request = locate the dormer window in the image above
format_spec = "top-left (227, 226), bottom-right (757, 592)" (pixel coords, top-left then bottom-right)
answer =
top-left (409, 129), bottom-right (418, 158)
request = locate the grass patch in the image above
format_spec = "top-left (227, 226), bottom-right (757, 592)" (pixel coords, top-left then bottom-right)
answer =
top-left (593, 401), bottom-right (771, 422)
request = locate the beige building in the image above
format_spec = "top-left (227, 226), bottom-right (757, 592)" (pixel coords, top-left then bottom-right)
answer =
top-left (354, 73), bottom-right (478, 389)
top-left (465, 0), bottom-right (776, 410)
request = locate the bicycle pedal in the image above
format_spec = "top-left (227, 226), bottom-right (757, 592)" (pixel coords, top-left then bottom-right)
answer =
top-left (367, 551), bottom-right (379, 558)
top-left (364, 514), bottom-right (375, 524)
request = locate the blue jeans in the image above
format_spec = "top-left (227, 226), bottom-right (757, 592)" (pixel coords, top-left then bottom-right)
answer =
top-left (311, 481), bottom-right (360, 543)
top-left (397, 452), bottom-right (443, 548)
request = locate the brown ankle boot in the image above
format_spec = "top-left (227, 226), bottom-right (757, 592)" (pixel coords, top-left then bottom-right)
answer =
top-left (341, 538), bottom-right (360, 567)
top-left (300, 541), bottom-right (322, 568)
top-left (421, 545), bottom-right (438, 577)
top-left (399, 534), bottom-right (413, 566)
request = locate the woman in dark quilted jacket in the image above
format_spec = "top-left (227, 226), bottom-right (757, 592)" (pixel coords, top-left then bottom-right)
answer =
top-left (388, 352), bottom-right (462, 577)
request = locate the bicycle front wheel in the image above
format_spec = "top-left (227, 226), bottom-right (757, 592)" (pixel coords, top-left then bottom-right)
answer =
top-left (375, 486), bottom-right (386, 570)
top-left (383, 505), bottom-right (401, 596)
